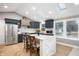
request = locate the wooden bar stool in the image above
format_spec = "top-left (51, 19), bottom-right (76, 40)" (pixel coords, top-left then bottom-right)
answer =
top-left (25, 35), bottom-right (31, 51)
top-left (22, 35), bottom-right (26, 49)
top-left (30, 36), bottom-right (40, 56)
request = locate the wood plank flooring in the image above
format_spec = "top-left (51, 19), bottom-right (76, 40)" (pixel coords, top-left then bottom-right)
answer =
top-left (0, 43), bottom-right (30, 56)
top-left (0, 43), bottom-right (73, 56)
top-left (54, 44), bottom-right (73, 56)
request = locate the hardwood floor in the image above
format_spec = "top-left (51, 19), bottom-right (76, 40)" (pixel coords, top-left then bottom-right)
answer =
top-left (54, 44), bottom-right (73, 56)
top-left (0, 43), bottom-right (73, 56)
top-left (0, 43), bottom-right (30, 56)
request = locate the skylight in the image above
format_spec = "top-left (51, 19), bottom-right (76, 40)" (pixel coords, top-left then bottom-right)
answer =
top-left (57, 3), bottom-right (66, 11)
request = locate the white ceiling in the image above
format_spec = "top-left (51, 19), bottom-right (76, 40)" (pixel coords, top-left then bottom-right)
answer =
top-left (0, 3), bottom-right (79, 21)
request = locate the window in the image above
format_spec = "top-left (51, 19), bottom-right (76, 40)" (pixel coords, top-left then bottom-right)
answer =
top-left (55, 22), bottom-right (63, 36)
top-left (66, 20), bottom-right (78, 38)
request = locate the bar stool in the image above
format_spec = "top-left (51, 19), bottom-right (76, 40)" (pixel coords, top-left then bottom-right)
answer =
top-left (30, 36), bottom-right (40, 56)
top-left (25, 35), bottom-right (31, 51)
top-left (22, 35), bottom-right (26, 49)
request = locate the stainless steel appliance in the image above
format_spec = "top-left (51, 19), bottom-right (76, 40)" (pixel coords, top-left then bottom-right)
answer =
top-left (5, 24), bottom-right (18, 45)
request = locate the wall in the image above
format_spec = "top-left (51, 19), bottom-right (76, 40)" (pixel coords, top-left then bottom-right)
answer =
top-left (0, 20), bottom-right (5, 45)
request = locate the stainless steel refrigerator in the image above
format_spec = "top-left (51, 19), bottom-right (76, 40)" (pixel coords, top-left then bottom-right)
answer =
top-left (5, 24), bottom-right (18, 45)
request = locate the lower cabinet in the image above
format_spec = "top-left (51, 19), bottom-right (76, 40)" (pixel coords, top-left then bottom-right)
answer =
top-left (18, 34), bottom-right (23, 43)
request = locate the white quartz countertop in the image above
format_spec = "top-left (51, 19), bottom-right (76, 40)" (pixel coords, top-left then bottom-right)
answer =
top-left (30, 34), bottom-right (54, 41)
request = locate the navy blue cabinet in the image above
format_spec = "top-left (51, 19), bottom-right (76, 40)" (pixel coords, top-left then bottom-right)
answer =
top-left (45, 19), bottom-right (54, 28)
top-left (30, 21), bottom-right (40, 28)
top-left (18, 34), bottom-right (23, 43)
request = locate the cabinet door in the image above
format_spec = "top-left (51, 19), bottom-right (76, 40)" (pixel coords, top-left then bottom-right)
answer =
top-left (30, 22), bottom-right (40, 28)
top-left (55, 22), bottom-right (63, 36)
top-left (45, 20), bottom-right (54, 28)
top-left (40, 36), bottom-right (56, 56)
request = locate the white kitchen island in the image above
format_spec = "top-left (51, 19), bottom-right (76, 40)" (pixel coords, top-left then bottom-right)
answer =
top-left (30, 34), bottom-right (56, 56)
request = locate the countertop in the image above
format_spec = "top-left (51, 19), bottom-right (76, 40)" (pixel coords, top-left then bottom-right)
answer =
top-left (30, 34), bottom-right (54, 41)
top-left (22, 32), bottom-right (54, 36)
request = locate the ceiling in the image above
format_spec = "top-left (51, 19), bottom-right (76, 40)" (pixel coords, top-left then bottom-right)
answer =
top-left (0, 3), bottom-right (79, 22)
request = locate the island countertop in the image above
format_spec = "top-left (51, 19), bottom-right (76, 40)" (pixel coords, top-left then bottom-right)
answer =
top-left (30, 34), bottom-right (55, 41)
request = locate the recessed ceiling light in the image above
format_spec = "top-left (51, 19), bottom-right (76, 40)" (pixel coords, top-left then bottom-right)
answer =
top-left (32, 6), bottom-right (36, 10)
top-left (25, 11), bottom-right (29, 15)
top-left (74, 3), bottom-right (79, 5)
top-left (34, 16), bottom-right (37, 19)
top-left (49, 11), bottom-right (52, 14)
top-left (4, 5), bottom-right (8, 8)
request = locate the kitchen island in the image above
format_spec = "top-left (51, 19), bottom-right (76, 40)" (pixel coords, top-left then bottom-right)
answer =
top-left (29, 34), bottom-right (56, 56)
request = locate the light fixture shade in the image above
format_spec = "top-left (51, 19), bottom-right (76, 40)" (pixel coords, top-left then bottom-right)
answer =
top-left (34, 16), bottom-right (37, 19)
top-left (25, 11), bottom-right (29, 14)
top-left (49, 11), bottom-right (52, 14)
top-left (4, 5), bottom-right (8, 8)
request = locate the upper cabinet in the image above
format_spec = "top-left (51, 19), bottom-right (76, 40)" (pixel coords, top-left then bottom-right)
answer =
top-left (30, 21), bottom-right (40, 28)
top-left (45, 19), bottom-right (54, 28)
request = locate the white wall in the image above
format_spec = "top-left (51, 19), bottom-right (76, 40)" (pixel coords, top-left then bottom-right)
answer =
top-left (0, 20), bottom-right (5, 45)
